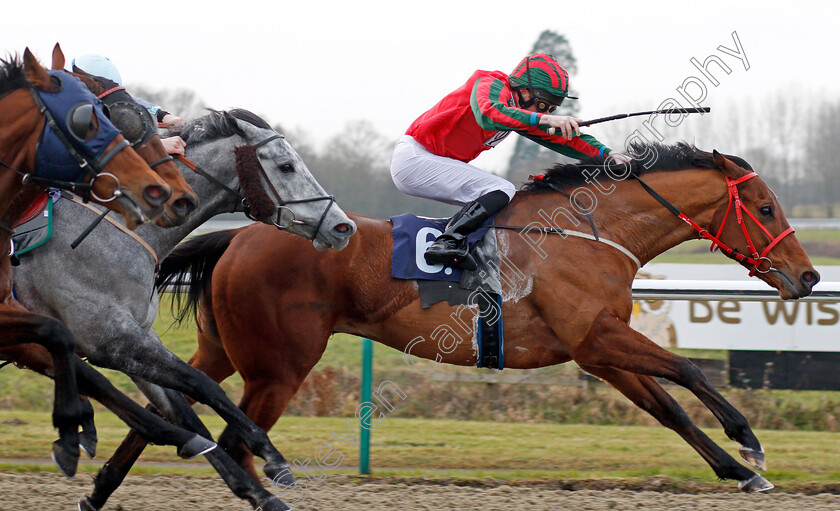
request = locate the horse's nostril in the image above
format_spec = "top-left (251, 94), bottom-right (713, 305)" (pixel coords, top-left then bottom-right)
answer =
top-left (334, 223), bottom-right (352, 234)
top-left (801, 270), bottom-right (820, 289)
top-left (173, 196), bottom-right (197, 216)
top-left (143, 184), bottom-right (171, 206)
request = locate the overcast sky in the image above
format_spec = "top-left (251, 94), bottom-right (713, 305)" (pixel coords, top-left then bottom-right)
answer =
top-left (5, 0), bottom-right (839, 172)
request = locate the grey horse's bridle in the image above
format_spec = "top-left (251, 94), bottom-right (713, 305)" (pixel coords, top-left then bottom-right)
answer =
top-left (177, 133), bottom-right (337, 240)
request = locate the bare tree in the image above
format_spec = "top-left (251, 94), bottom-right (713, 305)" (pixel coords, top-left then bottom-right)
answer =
top-left (126, 84), bottom-right (209, 120)
top-left (807, 101), bottom-right (840, 216)
top-left (313, 120), bottom-right (456, 219)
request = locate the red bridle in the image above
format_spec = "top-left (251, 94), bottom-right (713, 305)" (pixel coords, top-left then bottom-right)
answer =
top-left (634, 171), bottom-right (795, 276)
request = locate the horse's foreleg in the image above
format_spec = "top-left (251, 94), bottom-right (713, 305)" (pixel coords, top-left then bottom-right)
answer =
top-left (93, 327), bottom-right (292, 483)
top-left (81, 427), bottom-right (148, 511)
top-left (572, 308), bottom-right (765, 471)
top-left (86, 383), bottom-right (291, 511)
top-left (0, 307), bottom-right (81, 477)
top-left (77, 396), bottom-right (97, 459)
top-left (216, 378), bottom-right (306, 482)
top-left (133, 380), bottom-right (292, 510)
top-left (578, 364), bottom-right (770, 491)
top-left (72, 359), bottom-right (216, 457)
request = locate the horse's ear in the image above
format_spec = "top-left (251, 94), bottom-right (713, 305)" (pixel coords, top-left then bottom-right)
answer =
top-left (712, 149), bottom-right (748, 179)
top-left (223, 111), bottom-right (247, 135)
top-left (51, 43), bottom-right (66, 70)
top-left (223, 111), bottom-right (239, 128)
top-left (23, 48), bottom-right (54, 90)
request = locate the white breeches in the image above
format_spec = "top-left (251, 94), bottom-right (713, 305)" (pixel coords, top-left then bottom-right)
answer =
top-left (390, 135), bottom-right (516, 207)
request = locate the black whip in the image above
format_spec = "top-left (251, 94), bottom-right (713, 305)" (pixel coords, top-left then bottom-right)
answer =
top-left (70, 209), bottom-right (109, 249)
top-left (547, 107), bottom-right (710, 135)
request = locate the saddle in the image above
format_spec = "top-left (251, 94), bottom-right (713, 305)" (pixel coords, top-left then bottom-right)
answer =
top-left (390, 213), bottom-right (505, 369)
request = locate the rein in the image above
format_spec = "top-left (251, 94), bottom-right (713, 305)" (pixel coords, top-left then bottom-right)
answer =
top-left (633, 172), bottom-right (794, 276)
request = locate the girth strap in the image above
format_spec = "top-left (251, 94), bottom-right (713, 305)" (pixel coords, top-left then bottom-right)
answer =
top-left (490, 224), bottom-right (641, 268)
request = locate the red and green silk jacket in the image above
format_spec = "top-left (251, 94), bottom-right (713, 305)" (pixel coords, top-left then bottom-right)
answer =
top-left (407, 70), bottom-right (611, 163)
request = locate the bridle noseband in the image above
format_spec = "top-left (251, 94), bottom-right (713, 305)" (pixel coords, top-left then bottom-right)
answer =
top-left (634, 171), bottom-right (795, 276)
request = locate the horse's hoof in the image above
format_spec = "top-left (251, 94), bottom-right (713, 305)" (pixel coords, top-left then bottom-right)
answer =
top-left (79, 432), bottom-right (97, 460)
top-left (738, 473), bottom-right (774, 493)
top-left (265, 462), bottom-right (296, 487)
top-left (52, 440), bottom-right (80, 478)
top-left (257, 495), bottom-right (292, 511)
top-left (177, 435), bottom-right (217, 459)
top-left (78, 496), bottom-right (99, 511)
top-left (739, 445), bottom-right (766, 472)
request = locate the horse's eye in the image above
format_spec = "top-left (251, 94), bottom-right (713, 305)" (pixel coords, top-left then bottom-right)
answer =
top-left (759, 205), bottom-right (774, 218)
top-left (280, 163), bottom-right (294, 173)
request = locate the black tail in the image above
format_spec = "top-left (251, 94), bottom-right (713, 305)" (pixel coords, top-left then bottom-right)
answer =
top-left (156, 229), bottom-right (239, 324)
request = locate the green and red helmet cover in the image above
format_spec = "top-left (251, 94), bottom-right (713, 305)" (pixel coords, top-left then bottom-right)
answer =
top-left (509, 53), bottom-right (572, 105)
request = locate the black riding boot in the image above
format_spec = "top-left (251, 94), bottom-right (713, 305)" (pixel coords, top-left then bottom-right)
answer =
top-left (424, 200), bottom-right (490, 268)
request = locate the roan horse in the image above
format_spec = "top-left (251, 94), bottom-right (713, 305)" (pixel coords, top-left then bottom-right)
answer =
top-left (0, 44), bottom-right (220, 472)
top-left (0, 50), bottom-right (176, 476)
top-left (12, 108), bottom-right (356, 510)
top-left (115, 143), bottom-right (818, 496)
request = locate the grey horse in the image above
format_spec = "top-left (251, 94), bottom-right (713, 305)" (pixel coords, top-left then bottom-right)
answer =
top-left (13, 108), bottom-right (356, 511)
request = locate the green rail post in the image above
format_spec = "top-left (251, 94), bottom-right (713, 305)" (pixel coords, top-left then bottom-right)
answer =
top-left (359, 337), bottom-right (373, 475)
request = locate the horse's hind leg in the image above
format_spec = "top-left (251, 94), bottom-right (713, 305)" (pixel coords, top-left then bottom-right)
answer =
top-left (579, 364), bottom-right (771, 492)
top-left (0, 306), bottom-right (81, 477)
top-left (572, 309), bottom-right (765, 471)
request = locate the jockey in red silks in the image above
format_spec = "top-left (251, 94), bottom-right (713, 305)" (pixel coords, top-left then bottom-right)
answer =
top-left (391, 53), bottom-right (629, 269)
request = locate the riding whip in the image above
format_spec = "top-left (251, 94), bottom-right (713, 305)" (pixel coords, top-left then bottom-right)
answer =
top-left (547, 107), bottom-right (710, 135)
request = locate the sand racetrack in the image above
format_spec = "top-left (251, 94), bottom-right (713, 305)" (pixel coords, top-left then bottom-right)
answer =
top-left (1, 472), bottom-right (840, 510)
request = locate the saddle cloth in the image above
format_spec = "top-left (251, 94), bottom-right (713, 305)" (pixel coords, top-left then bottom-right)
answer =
top-left (390, 213), bottom-right (505, 370)
top-left (11, 192), bottom-right (57, 259)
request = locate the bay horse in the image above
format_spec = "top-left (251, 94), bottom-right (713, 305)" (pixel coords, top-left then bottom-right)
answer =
top-left (0, 50), bottom-right (176, 476)
top-left (105, 143), bottom-right (818, 497)
top-left (12, 107), bottom-right (356, 510)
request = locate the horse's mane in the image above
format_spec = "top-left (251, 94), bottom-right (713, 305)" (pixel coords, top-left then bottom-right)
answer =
top-left (521, 142), bottom-right (753, 192)
top-left (167, 108), bottom-right (272, 145)
top-left (0, 56), bottom-right (28, 98)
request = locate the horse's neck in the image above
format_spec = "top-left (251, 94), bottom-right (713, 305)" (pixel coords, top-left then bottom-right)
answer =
top-left (0, 92), bottom-right (39, 220)
top-left (0, 91), bottom-right (36, 160)
top-left (509, 168), bottom-right (729, 267)
top-left (136, 143), bottom-right (239, 258)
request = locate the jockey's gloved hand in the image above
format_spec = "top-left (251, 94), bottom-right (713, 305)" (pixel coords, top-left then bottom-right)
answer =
top-left (609, 153), bottom-right (633, 164)
top-left (539, 115), bottom-right (582, 140)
